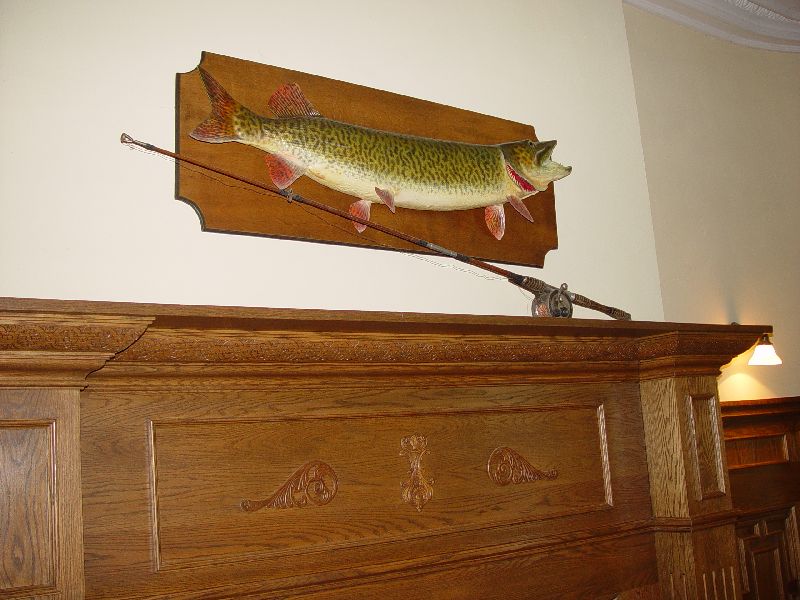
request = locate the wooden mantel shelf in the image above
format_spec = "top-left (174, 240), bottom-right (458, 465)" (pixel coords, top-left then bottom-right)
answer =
top-left (0, 297), bottom-right (775, 599)
top-left (0, 296), bottom-right (767, 386)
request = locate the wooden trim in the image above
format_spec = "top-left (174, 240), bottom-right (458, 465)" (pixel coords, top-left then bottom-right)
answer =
top-left (721, 396), bottom-right (800, 419)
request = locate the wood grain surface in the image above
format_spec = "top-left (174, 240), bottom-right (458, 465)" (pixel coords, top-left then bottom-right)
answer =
top-left (176, 52), bottom-right (559, 267)
top-left (722, 397), bottom-right (800, 599)
top-left (0, 389), bottom-right (84, 600)
top-left (0, 297), bottom-right (778, 599)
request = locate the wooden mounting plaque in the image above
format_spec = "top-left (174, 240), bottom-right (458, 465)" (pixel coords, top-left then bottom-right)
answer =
top-left (176, 52), bottom-right (559, 267)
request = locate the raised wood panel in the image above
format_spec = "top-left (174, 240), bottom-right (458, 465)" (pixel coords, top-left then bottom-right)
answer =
top-left (686, 394), bottom-right (726, 501)
top-left (737, 508), bottom-right (800, 600)
top-left (150, 405), bottom-right (608, 569)
top-left (0, 421), bottom-right (55, 595)
top-left (81, 382), bottom-right (651, 598)
top-left (727, 434), bottom-right (789, 469)
top-left (0, 389), bottom-right (84, 600)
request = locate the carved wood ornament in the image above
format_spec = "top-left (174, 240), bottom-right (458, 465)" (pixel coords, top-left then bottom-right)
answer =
top-left (487, 447), bottom-right (558, 486)
top-left (241, 460), bottom-right (338, 511)
top-left (400, 434), bottom-right (434, 512)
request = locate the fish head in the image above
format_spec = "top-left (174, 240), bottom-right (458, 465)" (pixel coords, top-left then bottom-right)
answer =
top-left (501, 140), bottom-right (572, 193)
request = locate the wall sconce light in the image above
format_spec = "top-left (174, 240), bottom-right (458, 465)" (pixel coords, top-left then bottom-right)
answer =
top-left (748, 334), bottom-right (783, 366)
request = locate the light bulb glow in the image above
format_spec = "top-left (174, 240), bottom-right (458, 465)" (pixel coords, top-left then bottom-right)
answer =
top-left (748, 337), bottom-right (783, 366)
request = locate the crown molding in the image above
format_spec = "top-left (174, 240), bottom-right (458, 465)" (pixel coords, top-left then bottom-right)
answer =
top-left (624, 0), bottom-right (800, 52)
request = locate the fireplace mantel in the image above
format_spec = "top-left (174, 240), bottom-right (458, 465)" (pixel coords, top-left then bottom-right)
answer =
top-left (0, 297), bottom-right (768, 599)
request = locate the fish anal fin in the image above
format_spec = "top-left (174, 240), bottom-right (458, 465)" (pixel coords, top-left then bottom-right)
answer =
top-left (348, 200), bottom-right (371, 233)
top-left (268, 83), bottom-right (322, 118)
top-left (265, 154), bottom-right (306, 189)
top-left (375, 187), bottom-right (396, 213)
top-left (485, 205), bottom-right (506, 240)
top-left (507, 195), bottom-right (533, 223)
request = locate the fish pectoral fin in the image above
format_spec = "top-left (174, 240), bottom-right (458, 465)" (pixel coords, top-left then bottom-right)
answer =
top-left (485, 205), bottom-right (506, 240)
top-left (374, 187), bottom-right (396, 213)
top-left (268, 83), bottom-right (322, 118)
top-left (348, 200), bottom-right (371, 233)
top-left (507, 195), bottom-right (533, 223)
top-left (264, 153), bottom-right (306, 189)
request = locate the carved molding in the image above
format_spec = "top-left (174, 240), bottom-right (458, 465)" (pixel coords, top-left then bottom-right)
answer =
top-left (487, 447), bottom-right (558, 486)
top-left (400, 434), bottom-right (434, 512)
top-left (241, 461), bottom-right (338, 511)
top-left (0, 300), bottom-right (764, 386)
top-left (0, 313), bottom-right (152, 353)
top-left (111, 328), bottom-right (758, 374)
top-left (0, 312), bottom-right (152, 386)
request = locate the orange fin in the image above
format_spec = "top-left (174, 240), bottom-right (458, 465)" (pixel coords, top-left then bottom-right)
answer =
top-left (349, 200), bottom-right (371, 233)
top-left (190, 68), bottom-right (241, 142)
top-left (265, 154), bottom-right (306, 189)
top-left (507, 195), bottom-right (533, 223)
top-left (375, 187), bottom-right (396, 213)
top-left (268, 83), bottom-right (322, 118)
top-left (485, 205), bottom-right (506, 240)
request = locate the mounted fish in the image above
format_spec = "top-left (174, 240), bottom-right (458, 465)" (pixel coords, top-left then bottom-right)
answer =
top-left (190, 69), bottom-right (571, 241)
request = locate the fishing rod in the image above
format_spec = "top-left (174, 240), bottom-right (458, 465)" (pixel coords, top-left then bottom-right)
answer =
top-left (120, 133), bottom-right (631, 321)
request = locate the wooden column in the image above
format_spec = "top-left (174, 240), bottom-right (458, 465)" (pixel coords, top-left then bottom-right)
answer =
top-left (639, 333), bottom-right (750, 599)
top-left (0, 311), bottom-right (151, 599)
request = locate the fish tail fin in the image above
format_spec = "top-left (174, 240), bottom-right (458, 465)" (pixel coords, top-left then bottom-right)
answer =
top-left (190, 68), bottom-right (244, 143)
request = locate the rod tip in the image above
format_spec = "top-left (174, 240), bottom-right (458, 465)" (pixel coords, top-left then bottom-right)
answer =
top-left (120, 133), bottom-right (134, 145)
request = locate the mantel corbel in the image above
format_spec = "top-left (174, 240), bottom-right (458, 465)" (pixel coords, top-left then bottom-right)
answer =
top-left (636, 330), bottom-right (763, 379)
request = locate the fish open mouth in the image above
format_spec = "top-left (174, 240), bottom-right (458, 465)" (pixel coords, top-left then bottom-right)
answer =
top-left (505, 163), bottom-right (537, 193)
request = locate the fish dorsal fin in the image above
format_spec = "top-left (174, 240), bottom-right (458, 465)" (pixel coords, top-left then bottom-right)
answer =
top-left (268, 83), bottom-right (322, 118)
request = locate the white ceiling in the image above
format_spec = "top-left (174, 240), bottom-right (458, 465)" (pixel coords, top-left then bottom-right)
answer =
top-left (624, 0), bottom-right (800, 51)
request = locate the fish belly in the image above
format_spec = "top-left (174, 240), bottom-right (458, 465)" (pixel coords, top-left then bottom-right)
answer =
top-left (249, 118), bottom-right (515, 210)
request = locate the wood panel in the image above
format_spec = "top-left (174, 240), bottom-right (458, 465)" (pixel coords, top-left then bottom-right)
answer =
top-left (0, 420), bottom-right (54, 594)
top-left (722, 397), bottom-right (800, 600)
top-left (686, 393), bottom-right (726, 501)
top-left (727, 434), bottom-right (789, 469)
top-left (150, 405), bottom-right (608, 569)
top-left (736, 508), bottom-right (800, 600)
top-left (0, 389), bottom-right (84, 600)
top-left (81, 381), bottom-right (652, 598)
top-left (176, 52), bottom-right (560, 268)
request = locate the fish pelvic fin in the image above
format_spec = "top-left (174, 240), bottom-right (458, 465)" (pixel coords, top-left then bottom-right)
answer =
top-left (485, 205), bottom-right (506, 240)
top-left (375, 187), bottom-right (396, 213)
top-left (507, 195), bottom-right (534, 223)
top-left (349, 200), bottom-right (371, 233)
top-left (265, 153), bottom-right (306, 190)
top-left (268, 83), bottom-right (322, 119)
top-left (190, 68), bottom-right (244, 143)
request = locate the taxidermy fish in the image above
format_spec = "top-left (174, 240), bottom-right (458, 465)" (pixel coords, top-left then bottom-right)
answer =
top-left (191, 69), bottom-right (572, 240)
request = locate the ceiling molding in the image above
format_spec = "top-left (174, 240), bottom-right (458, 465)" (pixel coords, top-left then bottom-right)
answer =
top-left (624, 0), bottom-right (800, 52)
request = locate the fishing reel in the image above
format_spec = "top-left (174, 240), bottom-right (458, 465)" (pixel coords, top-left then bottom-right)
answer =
top-left (531, 283), bottom-right (574, 318)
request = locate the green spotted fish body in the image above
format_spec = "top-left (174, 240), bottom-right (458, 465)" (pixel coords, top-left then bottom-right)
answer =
top-left (191, 69), bottom-right (572, 240)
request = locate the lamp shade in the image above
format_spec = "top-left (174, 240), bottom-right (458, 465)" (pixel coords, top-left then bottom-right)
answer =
top-left (748, 335), bottom-right (783, 366)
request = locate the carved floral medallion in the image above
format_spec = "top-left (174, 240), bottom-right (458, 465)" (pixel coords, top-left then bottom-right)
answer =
top-left (400, 434), bottom-right (434, 512)
top-left (487, 447), bottom-right (558, 486)
top-left (241, 460), bottom-right (338, 511)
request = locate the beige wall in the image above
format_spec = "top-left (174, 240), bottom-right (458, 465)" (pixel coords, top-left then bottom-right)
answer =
top-left (0, 0), bottom-right (662, 320)
top-left (624, 4), bottom-right (800, 400)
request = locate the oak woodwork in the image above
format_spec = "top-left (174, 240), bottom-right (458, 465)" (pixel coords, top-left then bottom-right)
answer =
top-left (722, 397), bottom-right (800, 599)
top-left (0, 297), bottom-right (769, 599)
top-left (0, 389), bottom-right (84, 600)
top-left (176, 51), bottom-right (559, 268)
